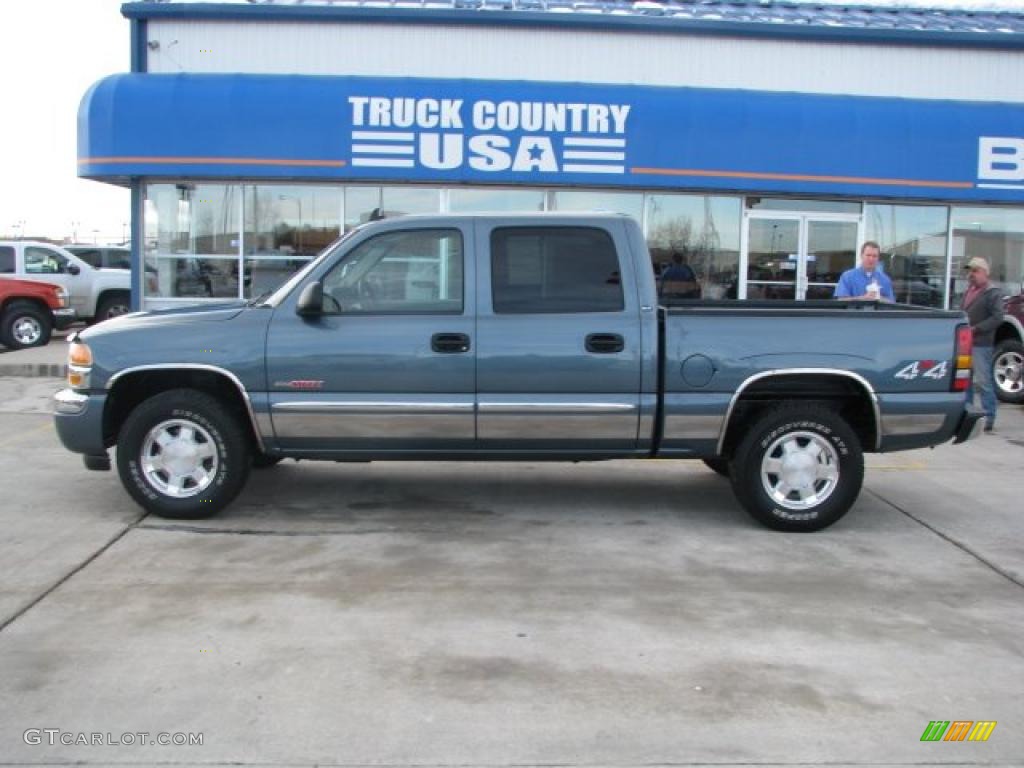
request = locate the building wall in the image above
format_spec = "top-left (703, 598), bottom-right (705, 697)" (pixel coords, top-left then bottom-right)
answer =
top-left (145, 19), bottom-right (1024, 103)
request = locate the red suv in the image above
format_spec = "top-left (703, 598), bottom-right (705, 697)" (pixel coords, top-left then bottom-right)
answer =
top-left (994, 290), bottom-right (1024, 404)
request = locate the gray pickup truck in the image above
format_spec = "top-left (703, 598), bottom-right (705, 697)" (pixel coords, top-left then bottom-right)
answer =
top-left (54, 213), bottom-right (981, 532)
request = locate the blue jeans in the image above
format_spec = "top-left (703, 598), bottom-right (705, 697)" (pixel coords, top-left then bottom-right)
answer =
top-left (966, 345), bottom-right (997, 426)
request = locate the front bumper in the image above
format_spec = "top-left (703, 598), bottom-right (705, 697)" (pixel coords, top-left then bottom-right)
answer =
top-left (53, 388), bottom-right (108, 456)
top-left (952, 406), bottom-right (984, 444)
top-left (52, 308), bottom-right (77, 330)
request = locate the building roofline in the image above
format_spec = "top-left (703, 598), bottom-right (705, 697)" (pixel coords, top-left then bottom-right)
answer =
top-left (120, 2), bottom-right (1024, 50)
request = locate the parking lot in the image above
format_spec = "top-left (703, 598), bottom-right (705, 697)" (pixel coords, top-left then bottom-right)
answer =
top-left (0, 360), bottom-right (1022, 766)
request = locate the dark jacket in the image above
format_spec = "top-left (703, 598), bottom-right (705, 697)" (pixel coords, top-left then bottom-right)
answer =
top-left (962, 284), bottom-right (1004, 347)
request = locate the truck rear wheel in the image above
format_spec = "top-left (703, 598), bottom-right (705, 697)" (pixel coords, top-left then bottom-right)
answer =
top-left (116, 389), bottom-right (251, 519)
top-left (94, 292), bottom-right (131, 324)
top-left (993, 339), bottom-right (1024, 404)
top-left (729, 405), bottom-right (863, 532)
top-left (0, 301), bottom-right (52, 349)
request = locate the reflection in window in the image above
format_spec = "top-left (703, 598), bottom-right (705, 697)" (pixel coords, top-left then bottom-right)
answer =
top-left (343, 187), bottom-right (441, 232)
top-left (866, 204), bottom-right (948, 307)
top-left (322, 229), bottom-right (463, 314)
top-left (646, 195), bottom-right (741, 300)
top-left (245, 185), bottom-right (341, 298)
top-left (144, 184), bottom-right (240, 300)
top-left (950, 207), bottom-right (1024, 306)
top-left (491, 227), bottom-right (624, 314)
top-left (550, 190), bottom-right (643, 222)
top-left (24, 246), bottom-right (70, 275)
top-left (450, 188), bottom-right (545, 212)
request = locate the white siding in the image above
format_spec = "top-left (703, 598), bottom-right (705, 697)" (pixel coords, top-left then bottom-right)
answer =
top-left (146, 19), bottom-right (1024, 103)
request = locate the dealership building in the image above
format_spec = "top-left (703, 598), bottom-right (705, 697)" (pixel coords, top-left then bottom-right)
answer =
top-left (79, 0), bottom-right (1024, 310)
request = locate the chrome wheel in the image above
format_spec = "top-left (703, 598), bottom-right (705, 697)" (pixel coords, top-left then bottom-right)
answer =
top-left (994, 349), bottom-right (1023, 397)
top-left (760, 430), bottom-right (840, 511)
top-left (11, 316), bottom-right (43, 346)
top-left (140, 419), bottom-right (219, 498)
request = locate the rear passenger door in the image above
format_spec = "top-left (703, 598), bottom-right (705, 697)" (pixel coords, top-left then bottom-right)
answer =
top-left (475, 221), bottom-right (643, 453)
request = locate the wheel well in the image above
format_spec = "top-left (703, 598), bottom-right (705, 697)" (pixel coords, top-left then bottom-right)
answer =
top-left (104, 369), bottom-right (260, 451)
top-left (719, 374), bottom-right (877, 458)
top-left (995, 321), bottom-right (1022, 346)
top-left (1, 297), bottom-right (49, 316)
top-left (96, 289), bottom-right (130, 310)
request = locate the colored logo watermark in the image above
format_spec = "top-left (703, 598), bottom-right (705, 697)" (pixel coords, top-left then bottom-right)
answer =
top-left (921, 721), bottom-right (997, 742)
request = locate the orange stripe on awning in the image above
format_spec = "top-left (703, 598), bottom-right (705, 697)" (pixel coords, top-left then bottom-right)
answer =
top-left (631, 166), bottom-right (973, 190)
top-left (80, 156), bottom-right (347, 168)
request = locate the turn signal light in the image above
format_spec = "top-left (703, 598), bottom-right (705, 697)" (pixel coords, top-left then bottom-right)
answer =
top-left (69, 342), bottom-right (92, 367)
top-left (952, 325), bottom-right (972, 392)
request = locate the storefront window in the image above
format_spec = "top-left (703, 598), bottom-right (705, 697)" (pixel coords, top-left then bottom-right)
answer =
top-left (144, 184), bottom-right (241, 300)
top-left (450, 188), bottom-right (546, 212)
top-left (646, 194), bottom-right (742, 300)
top-left (950, 207), bottom-right (1024, 305)
top-left (343, 186), bottom-right (441, 231)
top-left (865, 204), bottom-right (948, 307)
top-left (550, 190), bottom-right (643, 222)
top-left (244, 185), bottom-right (341, 298)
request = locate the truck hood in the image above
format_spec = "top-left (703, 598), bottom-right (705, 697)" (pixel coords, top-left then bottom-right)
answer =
top-left (80, 301), bottom-right (250, 340)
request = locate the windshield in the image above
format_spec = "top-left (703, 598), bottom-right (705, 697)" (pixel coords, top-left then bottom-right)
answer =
top-left (261, 227), bottom-right (363, 307)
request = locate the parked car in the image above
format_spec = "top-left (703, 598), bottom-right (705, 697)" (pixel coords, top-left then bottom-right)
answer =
top-left (0, 277), bottom-right (75, 349)
top-left (64, 244), bottom-right (131, 271)
top-left (0, 241), bottom-right (131, 323)
top-left (994, 288), bottom-right (1024, 404)
top-left (54, 213), bottom-right (981, 533)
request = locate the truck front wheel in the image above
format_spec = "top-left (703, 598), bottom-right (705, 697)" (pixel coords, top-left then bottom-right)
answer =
top-left (730, 405), bottom-right (863, 532)
top-left (116, 389), bottom-right (251, 519)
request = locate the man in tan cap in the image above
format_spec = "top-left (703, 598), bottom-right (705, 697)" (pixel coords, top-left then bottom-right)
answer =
top-left (961, 256), bottom-right (1004, 432)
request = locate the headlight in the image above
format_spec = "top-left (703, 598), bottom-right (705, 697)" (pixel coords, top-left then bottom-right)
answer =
top-left (68, 341), bottom-right (93, 389)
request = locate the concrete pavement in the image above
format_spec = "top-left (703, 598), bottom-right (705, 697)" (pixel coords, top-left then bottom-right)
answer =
top-left (0, 377), bottom-right (1021, 767)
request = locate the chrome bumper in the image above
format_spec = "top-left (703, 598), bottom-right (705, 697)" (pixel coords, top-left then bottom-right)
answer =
top-left (54, 388), bottom-right (89, 415)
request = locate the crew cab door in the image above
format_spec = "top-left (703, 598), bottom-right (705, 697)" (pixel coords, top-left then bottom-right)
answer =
top-left (265, 224), bottom-right (475, 454)
top-left (475, 220), bottom-right (642, 453)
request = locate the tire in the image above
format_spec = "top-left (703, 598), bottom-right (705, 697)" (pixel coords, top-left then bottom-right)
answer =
top-left (702, 458), bottom-right (731, 477)
top-left (0, 301), bottom-right (53, 350)
top-left (116, 389), bottom-right (251, 519)
top-left (993, 339), bottom-right (1024, 404)
top-left (94, 292), bottom-right (131, 324)
top-left (252, 454), bottom-right (283, 469)
top-left (729, 405), bottom-right (863, 532)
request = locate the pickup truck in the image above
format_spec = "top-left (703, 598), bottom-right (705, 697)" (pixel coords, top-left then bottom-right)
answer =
top-left (0, 277), bottom-right (74, 349)
top-left (0, 240), bottom-right (131, 323)
top-left (53, 213), bottom-right (981, 532)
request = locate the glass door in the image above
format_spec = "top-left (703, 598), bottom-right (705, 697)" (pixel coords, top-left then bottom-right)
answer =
top-left (743, 213), bottom-right (860, 300)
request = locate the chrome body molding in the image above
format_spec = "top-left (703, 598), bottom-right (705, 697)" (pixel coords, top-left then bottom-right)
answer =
top-left (477, 402), bottom-right (637, 414)
top-left (880, 413), bottom-right (947, 435)
top-left (106, 363), bottom-right (265, 452)
top-left (716, 368), bottom-right (882, 454)
top-left (273, 401), bottom-right (474, 413)
top-left (478, 395), bottom-right (639, 441)
top-left (663, 413), bottom-right (723, 441)
top-left (54, 388), bottom-right (89, 415)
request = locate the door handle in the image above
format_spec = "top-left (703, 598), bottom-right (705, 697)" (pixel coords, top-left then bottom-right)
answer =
top-left (431, 333), bottom-right (471, 354)
top-left (585, 333), bottom-right (625, 354)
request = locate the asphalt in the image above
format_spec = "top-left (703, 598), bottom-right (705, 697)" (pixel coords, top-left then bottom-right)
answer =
top-left (0, 343), bottom-right (1021, 768)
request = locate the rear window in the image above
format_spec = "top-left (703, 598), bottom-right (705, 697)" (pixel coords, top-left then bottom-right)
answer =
top-left (0, 246), bottom-right (13, 274)
top-left (490, 226), bottom-right (624, 314)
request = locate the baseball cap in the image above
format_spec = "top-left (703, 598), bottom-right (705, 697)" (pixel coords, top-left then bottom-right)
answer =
top-left (965, 256), bottom-right (989, 272)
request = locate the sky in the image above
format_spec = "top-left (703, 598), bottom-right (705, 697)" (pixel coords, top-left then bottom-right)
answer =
top-left (0, 0), bottom-right (1022, 244)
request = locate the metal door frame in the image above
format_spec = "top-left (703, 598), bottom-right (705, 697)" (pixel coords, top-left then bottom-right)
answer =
top-left (741, 210), bottom-right (863, 300)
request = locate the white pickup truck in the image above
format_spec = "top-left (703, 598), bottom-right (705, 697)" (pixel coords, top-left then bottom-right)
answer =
top-left (0, 241), bottom-right (131, 323)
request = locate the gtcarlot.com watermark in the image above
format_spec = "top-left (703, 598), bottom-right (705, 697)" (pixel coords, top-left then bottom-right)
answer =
top-left (24, 729), bottom-right (203, 747)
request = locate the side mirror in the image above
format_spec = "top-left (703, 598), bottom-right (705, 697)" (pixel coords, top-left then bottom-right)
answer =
top-left (67, 264), bottom-right (81, 276)
top-left (295, 281), bottom-right (324, 317)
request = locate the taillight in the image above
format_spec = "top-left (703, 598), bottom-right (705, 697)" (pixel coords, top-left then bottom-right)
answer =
top-left (952, 324), bottom-right (972, 392)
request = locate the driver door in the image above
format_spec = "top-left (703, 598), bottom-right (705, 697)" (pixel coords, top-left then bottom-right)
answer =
top-left (265, 224), bottom-right (476, 454)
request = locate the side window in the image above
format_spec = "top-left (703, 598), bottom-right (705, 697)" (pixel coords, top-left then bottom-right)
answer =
top-left (322, 228), bottom-right (463, 314)
top-left (0, 246), bottom-right (14, 274)
top-left (491, 226), bottom-right (624, 313)
top-left (25, 247), bottom-right (70, 275)
top-left (72, 248), bottom-right (103, 268)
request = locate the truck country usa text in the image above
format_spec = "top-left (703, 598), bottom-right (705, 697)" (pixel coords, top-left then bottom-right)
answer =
top-left (347, 97), bottom-right (632, 174)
